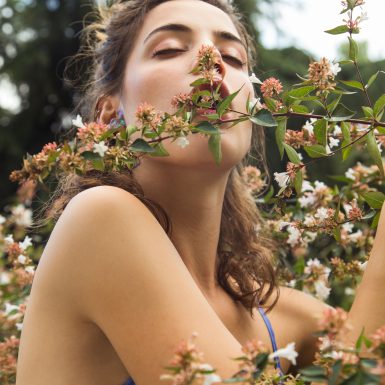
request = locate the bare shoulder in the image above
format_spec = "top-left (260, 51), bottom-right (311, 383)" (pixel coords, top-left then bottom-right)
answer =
top-left (31, 185), bottom-right (246, 385)
top-left (271, 286), bottom-right (332, 368)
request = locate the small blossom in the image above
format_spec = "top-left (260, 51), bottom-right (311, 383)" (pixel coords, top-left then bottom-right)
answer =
top-left (274, 171), bottom-right (290, 189)
top-left (19, 235), bottom-right (33, 250)
top-left (11, 205), bottom-right (33, 227)
top-left (5, 234), bottom-right (14, 244)
top-left (93, 141), bottom-right (108, 157)
top-left (0, 215), bottom-right (6, 225)
top-left (330, 62), bottom-right (341, 76)
top-left (175, 136), bottom-right (190, 149)
top-left (314, 280), bottom-right (331, 301)
top-left (72, 114), bottom-right (85, 128)
top-left (314, 207), bottom-right (329, 221)
top-left (25, 265), bottom-right (35, 274)
top-left (329, 137), bottom-right (340, 148)
top-left (17, 255), bottom-right (28, 265)
top-left (249, 72), bottom-right (262, 84)
top-left (269, 342), bottom-right (298, 365)
top-left (260, 77), bottom-right (283, 98)
top-left (345, 167), bottom-right (356, 180)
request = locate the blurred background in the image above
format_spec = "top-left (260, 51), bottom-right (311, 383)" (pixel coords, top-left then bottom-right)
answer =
top-left (0, 0), bottom-right (384, 207)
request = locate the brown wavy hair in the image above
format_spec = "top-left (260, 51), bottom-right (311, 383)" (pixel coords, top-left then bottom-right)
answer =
top-left (47, 0), bottom-right (279, 316)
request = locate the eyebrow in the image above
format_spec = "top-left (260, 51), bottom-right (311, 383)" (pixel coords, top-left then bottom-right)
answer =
top-left (143, 23), bottom-right (247, 51)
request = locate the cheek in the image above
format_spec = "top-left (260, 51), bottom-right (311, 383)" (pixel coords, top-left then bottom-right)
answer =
top-left (123, 64), bottom-right (186, 123)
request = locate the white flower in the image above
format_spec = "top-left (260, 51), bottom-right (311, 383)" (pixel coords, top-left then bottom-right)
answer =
top-left (19, 235), bottom-right (33, 250)
top-left (345, 168), bottom-right (356, 180)
top-left (269, 341), bottom-right (298, 366)
top-left (25, 266), bottom-right (35, 274)
top-left (304, 231), bottom-right (317, 242)
top-left (93, 141), bottom-right (108, 157)
top-left (345, 287), bottom-right (355, 296)
top-left (299, 193), bottom-right (316, 208)
top-left (287, 225), bottom-right (302, 248)
top-left (278, 221), bottom-right (291, 231)
top-left (329, 137), bottom-right (340, 148)
top-left (330, 62), bottom-right (341, 76)
top-left (303, 215), bottom-right (316, 227)
top-left (197, 364), bottom-right (222, 385)
top-left (303, 120), bottom-right (314, 136)
top-left (314, 280), bottom-right (331, 301)
top-left (314, 180), bottom-right (328, 193)
top-left (16, 322), bottom-right (23, 331)
top-left (288, 279), bottom-right (296, 288)
top-left (318, 335), bottom-right (333, 351)
top-left (0, 215), bottom-right (5, 225)
top-left (11, 205), bottom-right (33, 227)
top-left (325, 144), bottom-right (331, 154)
top-left (4, 234), bottom-right (14, 244)
top-left (342, 222), bottom-right (354, 233)
top-left (359, 12), bottom-right (369, 22)
top-left (301, 180), bottom-right (314, 192)
top-left (17, 254), bottom-right (28, 265)
top-left (314, 207), bottom-right (329, 221)
top-left (348, 230), bottom-right (363, 243)
top-left (175, 136), bottom-right (190, 148)
top-left (72, 114), bottom-right (85, 128)
top-left (249, 72), bottom-right (262, 84)
top-left (4, 303), bottom-right (19, 315)
top-left (333, 125), bottom-right (342, 136)
top-left (359, 261), bottom-right (368, 271)
top-left (0, 272), bottom-right (11, 285)
top-left (274, 171), bottom-right (290, 189)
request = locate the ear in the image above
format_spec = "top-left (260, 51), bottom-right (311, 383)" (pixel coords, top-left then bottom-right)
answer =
top-left (97, 95), bottom-right (120, 124)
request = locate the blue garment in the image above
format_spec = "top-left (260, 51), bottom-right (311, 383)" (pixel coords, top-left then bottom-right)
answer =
top-left (122, 307), bottom-right (282, 385)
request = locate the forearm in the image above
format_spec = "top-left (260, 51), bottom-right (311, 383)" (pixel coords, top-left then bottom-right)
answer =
top-left (342, 203), bottom-right (385, 347)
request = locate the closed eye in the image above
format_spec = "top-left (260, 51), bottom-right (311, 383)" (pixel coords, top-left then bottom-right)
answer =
top-left (152, 49), bottom-right (246, 68)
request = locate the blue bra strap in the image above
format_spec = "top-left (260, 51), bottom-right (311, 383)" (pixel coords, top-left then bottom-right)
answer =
top-left (257, 306), bottom-right (284, 375)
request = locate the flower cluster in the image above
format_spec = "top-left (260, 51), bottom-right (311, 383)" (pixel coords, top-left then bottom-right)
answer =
top-left (308, 57), bottom-right (340, 94)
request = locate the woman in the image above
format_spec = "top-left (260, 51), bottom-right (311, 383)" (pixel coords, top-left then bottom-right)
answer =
top-left (15, 1), bottom-right (385, 385)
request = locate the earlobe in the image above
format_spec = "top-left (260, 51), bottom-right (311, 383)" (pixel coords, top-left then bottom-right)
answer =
top-left (97, 95), bottom-right (120, 124)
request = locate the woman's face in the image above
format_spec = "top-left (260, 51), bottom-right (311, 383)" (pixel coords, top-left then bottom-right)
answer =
top-left (120, 0), bottom-right (255, 170)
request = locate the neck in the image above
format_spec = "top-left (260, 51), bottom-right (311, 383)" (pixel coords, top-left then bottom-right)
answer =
top-left (132, 157), bottom-right (232, 297)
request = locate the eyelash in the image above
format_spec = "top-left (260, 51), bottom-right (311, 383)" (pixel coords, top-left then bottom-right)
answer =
top-left (152, 48), bottom-right (246, 67)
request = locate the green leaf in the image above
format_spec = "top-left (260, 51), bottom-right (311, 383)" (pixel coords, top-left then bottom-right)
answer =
top-left (287, 85), bottom-right (315, 98)
top-left (327, 94), bottom-right (342, 115)
top-left (339, 59), bottom-right (354, 65)
top-left (348, 37), bottom-right (359, 61)
top-left (283, 143), bottom-right (301, 164)
top-left (362, 106), bottom-right (374, 118)
top-left (360, 191), bottom-right (385, 209)
top-left (339, 79), bottom-right (364, 90)
top-left (149, 142), bottom-right (169, 157)
top-left (216, 87), bottom-right (242, 117)
top-left (314, 118), bottom-right (328, 146)
top-left (333, 226), bottom-right (341, 242)
top-left (189, 78), bottom-right (209, 87)
top-left (330, 103), bottom-right (355, 121)
top-left (194, 121), bottom-right (219, 134)
top-left (290, 104), bottom-right (309, 113)
top-left (373, 94), bottom-right (385, 117)
top-left (371, 211), bottom-right (381, 229)
top-left (129, 138), bottom-right (156, 153)
top-left (275, 118), bottom-right (287, 159)
top-left (341, 121), bottom-right (351, 141)
top-left (263, 185), bottom-right (274, 203)
top-left (367, 71), bottom-right (379, 89)
top-left (208, 133), bottom-right (222, 165)
top-left (366, 130), bottom-right (385, 178)
top-left (328, 361), bottom-right (343, 385)
top-left (304, 145), bottom-right (328, 158)
top-left (91, 158), bottom-right (105, 171)
top-left (294, 169), bottom-right (303, 195)
top-left (249, 110), bottom-right (277, 127)
top-left (300, 365), bottom-right (328, 383)
top-left (325, 25), bottom-right (350, 35)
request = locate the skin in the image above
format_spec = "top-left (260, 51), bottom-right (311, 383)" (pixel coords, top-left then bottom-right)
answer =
top-left (15, 1), bottom-right (385, 385)
top-left (102, 0), bottom-right (255, 297)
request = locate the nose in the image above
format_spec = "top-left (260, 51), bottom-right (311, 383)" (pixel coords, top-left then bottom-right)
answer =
top-left (191, 43), bottom-right (227, 81)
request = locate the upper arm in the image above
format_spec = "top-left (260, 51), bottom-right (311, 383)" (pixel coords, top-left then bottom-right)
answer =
top-left (277, 287), bottom-right (331, 369)
top-left (34, 186), bottom-right (243, 385)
